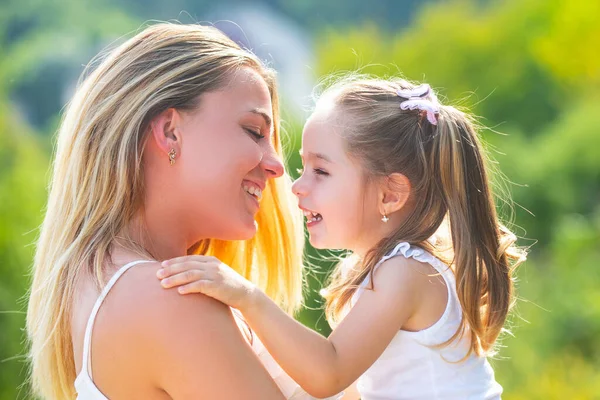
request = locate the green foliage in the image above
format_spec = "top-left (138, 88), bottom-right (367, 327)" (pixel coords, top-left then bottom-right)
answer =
top-left (0, 100), bottom-right (48, 399)
top-left (0, 0), bottom-right (598, 398)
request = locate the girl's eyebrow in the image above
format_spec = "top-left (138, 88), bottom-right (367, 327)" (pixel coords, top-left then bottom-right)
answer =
top-left (299, 149), bottom-right (333, 163)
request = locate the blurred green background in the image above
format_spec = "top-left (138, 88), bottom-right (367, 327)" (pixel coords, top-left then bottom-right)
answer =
top-left (1, 0), bottom-right (598, 398)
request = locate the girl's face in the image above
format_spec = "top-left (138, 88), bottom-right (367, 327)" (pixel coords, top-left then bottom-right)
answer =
top-left (292, 102), bottom-right (383, 253)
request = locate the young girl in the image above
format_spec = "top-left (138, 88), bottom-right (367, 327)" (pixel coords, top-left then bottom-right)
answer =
top-left (157, 76), bottom-right (526, 399)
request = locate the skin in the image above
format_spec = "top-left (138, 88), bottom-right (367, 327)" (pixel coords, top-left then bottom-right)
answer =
top-left (293, 102), bottom-right (375, 252)
top-left (157, 100), bottom-right (449, 398)
top-left (70, 67), bottom-right (287, 399)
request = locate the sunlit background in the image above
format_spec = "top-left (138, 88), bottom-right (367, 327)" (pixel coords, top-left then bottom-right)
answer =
top-left (1, 0), bottom-right (599, 398)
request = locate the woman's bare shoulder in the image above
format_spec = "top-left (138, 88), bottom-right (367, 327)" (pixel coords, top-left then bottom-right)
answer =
top-left (98, 261), bottom-right (238, 357)
top-left (96, 262), bottom-right (285, 399)
top-left (105, 261), bottom-right (231, 328)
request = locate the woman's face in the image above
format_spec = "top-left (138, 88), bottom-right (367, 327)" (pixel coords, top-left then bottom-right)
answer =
top-left (152, 67), bottom-right (284, 243)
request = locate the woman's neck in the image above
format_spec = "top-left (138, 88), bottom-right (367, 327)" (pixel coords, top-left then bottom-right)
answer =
top-left (116, 210), bottom-right (190, 262)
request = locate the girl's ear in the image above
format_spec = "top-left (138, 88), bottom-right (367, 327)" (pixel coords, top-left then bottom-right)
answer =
top-left (378, 173), bottom-right (411, 216)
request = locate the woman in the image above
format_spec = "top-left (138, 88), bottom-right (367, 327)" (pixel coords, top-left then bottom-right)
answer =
top-left (26, 23), bottom-right (310, 399)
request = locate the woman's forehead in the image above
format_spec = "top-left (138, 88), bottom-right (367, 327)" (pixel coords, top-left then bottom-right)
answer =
top-left (224, 67), bottom-right (272, 108)
top-left (196, 67), bottom-right (273, 120)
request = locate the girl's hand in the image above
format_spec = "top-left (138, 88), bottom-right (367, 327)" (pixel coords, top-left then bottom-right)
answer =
top-left (157, 255), bottom-right (257, 311)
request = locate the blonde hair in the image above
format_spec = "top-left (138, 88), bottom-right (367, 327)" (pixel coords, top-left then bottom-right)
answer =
top-left (320, 75), bottom-right (526, 358)
top-left (26, 23), bottom-right (304, 399)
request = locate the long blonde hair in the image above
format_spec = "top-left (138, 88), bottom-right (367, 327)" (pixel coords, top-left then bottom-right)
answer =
top-left (26, 23), bottom-right (304, 399)
top-left (320, 75), bottom-right (526, 358)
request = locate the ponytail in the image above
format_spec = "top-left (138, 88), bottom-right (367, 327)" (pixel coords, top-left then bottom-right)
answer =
top-left (434, 107), bottom-right (525, 356)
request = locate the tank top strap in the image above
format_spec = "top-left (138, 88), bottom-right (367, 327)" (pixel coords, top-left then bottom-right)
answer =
top-left (353, 242), bottom-right (454, 303)
top-left (80, 259), bottom-right (154, 378)
top-left (353, 242), bottom-right (411, 295)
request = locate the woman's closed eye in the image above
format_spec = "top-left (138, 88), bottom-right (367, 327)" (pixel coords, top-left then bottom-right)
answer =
top-left (244, 127), bottom-right (265, 140)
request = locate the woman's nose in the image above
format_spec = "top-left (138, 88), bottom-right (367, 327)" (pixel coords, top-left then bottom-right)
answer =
top-left (261, 147), bottom-right (284, 179)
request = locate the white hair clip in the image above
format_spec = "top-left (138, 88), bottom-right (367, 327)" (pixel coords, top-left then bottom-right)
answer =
top-left (397, 84), bottom-right (440, 125)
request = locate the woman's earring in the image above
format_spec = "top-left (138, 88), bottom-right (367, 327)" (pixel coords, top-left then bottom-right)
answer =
top-left (381, 213), bottom-right (389, 223)
top-left (168, 148), bottom-right (176, 166)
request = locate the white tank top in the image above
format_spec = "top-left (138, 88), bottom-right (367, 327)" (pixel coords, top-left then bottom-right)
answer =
top-left (344, 242), bottom-right (503, 400)
top-left (74, 259), bottom-right (340, 400)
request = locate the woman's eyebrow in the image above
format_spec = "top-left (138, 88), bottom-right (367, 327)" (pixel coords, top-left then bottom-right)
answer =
top-left (249, 108), bottom-right (272, 129)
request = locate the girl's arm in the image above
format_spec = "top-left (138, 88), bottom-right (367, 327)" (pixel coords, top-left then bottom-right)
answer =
top-left (341, 381), bottom-right (361, 400)
top-left (158, 255), bottom-right (425, 398)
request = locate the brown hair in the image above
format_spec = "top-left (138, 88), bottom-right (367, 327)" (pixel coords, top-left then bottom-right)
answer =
top-left (320, 74), bottom-right (525, 358)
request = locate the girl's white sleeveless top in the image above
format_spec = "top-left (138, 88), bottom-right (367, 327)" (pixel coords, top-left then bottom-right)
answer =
top-left (74, 260), bottom-right (340, 400)
top-left (343, 242), bottom-right (503, 400)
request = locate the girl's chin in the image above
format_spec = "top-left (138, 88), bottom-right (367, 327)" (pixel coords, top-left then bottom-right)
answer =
top-left (307, 234), bottom-right (330, 250)
top-left (308, 234), bottom-right (350, 252)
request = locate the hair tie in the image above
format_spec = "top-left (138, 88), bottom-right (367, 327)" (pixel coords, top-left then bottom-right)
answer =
top-left (397, 84), bottom-right (440, 125)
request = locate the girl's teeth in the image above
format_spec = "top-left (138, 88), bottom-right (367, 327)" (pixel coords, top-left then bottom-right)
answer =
top-left (302, 210), bottom-right (322, 222)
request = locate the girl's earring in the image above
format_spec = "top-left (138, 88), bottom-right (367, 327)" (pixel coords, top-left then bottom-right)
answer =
top-left (168, 148), bottom-right (176, 166)
top-left (381, 213), bottom-right (389, 223)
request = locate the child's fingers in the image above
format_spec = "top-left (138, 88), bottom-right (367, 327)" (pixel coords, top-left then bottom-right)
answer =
top-left (177, 280), bottom-right (211, 295)
top-left (160, 269), bottom-right (206, 289)
top-left (161, 255), bottom-right (218, 267)
top-left (157, 261), bottom-right (206, 279)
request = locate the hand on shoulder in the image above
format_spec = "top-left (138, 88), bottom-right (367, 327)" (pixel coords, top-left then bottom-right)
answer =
top-left (99, 262), bottom-right (285, 399)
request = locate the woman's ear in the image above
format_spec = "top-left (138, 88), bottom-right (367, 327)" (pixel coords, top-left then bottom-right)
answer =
top-left (378, 173), bottom-right (411, 216)
top-left (150, 108), bottom-right (183, 164)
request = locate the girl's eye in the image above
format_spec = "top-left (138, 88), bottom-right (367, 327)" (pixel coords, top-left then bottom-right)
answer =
top-left (245, 127), bottom-right (265, 140)
top-left (296, 166), bottom-right (329, 177)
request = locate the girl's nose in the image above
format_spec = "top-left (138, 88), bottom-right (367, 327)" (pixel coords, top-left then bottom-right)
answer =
top-left (291, 175), bottom-right (307, 197)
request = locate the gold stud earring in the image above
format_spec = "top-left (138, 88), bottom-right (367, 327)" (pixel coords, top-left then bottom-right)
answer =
top-left (168, 148), bottom-right (176, 166)
top-left (381, 213), bottom-right (389, 223)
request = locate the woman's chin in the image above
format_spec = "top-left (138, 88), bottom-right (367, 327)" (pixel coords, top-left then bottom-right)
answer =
top-left (208, 215), bottom-right (257, 242)
top-left (232, 217), bottom-right (258, 241)
top-left (240, 221), bottom-right (258, 240)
